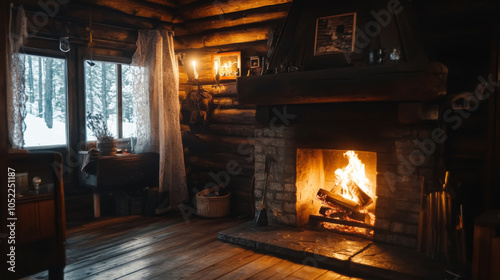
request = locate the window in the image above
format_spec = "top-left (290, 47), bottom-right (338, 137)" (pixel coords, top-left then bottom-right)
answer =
top-left (84, 60), bottom-right (137, 140)
top-left (22, 53), bottom-right (68, 147)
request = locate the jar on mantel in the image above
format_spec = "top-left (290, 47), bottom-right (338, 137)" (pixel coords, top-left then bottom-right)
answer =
top-left (97, 137), bottom-right (117, 156)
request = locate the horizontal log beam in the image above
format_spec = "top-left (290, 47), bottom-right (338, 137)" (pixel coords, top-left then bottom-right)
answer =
top-left (208, 124), bottom-right (255, 137)
top-left (238, 62), bottom-right (448, 105)
top-left (17, 2), bottom-right (159, 30)
top-left (179, 0), bottom-right (292, 20)
top-left (211, 109), bottom-right (256, 124)
top-left (142, 0), bottom-right (177, 8)
top-left (175, 25), bottom-right (270, 50)
top-left (178, 4), bottom-right (290, 36)
top-left (183, 133), bottom-right (253, 154)
top-left (86, 0), bottom-right (176, 22)
top-left (176, 39), bottom-right (269, 54)
top-left (185, 153), bottom-right (254, 176)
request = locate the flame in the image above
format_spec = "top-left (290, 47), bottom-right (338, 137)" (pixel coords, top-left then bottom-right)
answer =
top-left (314, 150), bottom-right (377, 237)
top-left (333, 151), bottom-right (373, 203)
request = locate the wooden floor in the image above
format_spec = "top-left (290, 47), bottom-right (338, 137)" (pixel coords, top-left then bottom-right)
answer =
top-left (23, 214), bottom-right (366, 280)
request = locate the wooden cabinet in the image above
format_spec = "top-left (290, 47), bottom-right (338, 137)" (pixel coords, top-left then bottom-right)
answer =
top-left (17, 196), bottom-right (56, 243)
top-left (7, 151), bottom-right (66, 280)
top-left (79, 152), bottom-right (159, 217)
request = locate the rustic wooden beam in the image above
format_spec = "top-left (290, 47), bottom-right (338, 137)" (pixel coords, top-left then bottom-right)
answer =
top-left (142, 0), bottom-right (177, 8)
top-left (211, 109), bottom-right (256, 124)
top-left (85, 0), bottom-right (176, 22)
top-left (175, 39), bottom-right (269, 54)
top-left (178, 3), bottom-right (290, 36)
top-left (23, 11), bottom-right (138, 50)
top-left (237, 62), bottom-right (448, 105)
top-left (176, 0), bottom-right (199, 5)
top-left (183, 134), bottom-right (253, 154)
top-left (185, 153), bottom-right (254, 176)
top-left (179, 0), bottom-right (292, 20)
top-left (175, 25), bottom-right (270, 49)
top-left (17, 2), bottom-right (159, 30)
top-left (207, 124), bottom-right (255, 137)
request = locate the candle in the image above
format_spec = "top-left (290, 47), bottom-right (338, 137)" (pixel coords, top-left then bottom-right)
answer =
top-left (192, 60), bottom-right (198, 80)
top-left (214, 61), bottom-right (219, 76)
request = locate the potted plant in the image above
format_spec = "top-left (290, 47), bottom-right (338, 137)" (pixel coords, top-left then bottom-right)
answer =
top-left (86, 113), bottom-right (116, 156)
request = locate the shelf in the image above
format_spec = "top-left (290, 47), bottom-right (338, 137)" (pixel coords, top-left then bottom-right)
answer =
top-left (237, 62), bottom-right (448, 106)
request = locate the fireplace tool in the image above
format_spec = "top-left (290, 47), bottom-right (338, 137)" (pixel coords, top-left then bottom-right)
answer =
top-left (255, 156), bottom-right (275, 226)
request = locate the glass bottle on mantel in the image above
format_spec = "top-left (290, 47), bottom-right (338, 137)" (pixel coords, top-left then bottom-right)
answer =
top-left (376, 48), bottom-right (386, 65)
top-left (389, 48), bottom-right (401, 63)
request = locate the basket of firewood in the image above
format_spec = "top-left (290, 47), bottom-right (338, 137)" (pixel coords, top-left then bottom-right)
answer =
top-left (196, 187), bottom-right (231, 218)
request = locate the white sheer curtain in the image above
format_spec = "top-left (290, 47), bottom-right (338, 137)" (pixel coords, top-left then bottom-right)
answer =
top-left (7, 5), bottom-right (28, 149)
top-left (131, 30), bottom-right (188, 213)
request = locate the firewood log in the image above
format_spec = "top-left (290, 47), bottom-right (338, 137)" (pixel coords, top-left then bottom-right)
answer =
top-left (347, 181), bottom-right (373, 207)
top-left (347, 211), bottom-right (372, 224)
top-left (319, 207), bottom-right (345, 219)
top-left (317, 189), bottom-right (361, 212)
top-left (330, 181), bottom-right (373, 207)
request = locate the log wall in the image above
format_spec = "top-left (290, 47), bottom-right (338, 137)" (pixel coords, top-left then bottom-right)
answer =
top-left (413, 0), bottom-right (498, 212)
top-left (175, 2), bottom-right (290, 217)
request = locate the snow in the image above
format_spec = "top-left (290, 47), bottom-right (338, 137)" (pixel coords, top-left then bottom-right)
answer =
top-left (23, 113), bottom-right (137, 147)
top-left (24, 113), bottom-right (67, 147)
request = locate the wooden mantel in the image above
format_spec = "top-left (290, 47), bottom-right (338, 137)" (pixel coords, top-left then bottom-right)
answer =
top-left (237, 62), bottom-right (448, 106)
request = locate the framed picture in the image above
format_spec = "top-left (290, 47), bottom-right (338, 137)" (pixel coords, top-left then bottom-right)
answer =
top-left (250, 56), bottom-right (260, 68)
top-left (314, 12), bottom-right (356, 56)
top-left (213, 51), bottom-right (241, 80)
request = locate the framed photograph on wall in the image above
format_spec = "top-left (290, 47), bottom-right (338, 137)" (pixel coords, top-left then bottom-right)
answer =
top-left (314, 12), bottom-right (356, 56)
top-left (213, 51), bottom-right (241, 80)
top-left (250, 56), bottom-right (260, 68)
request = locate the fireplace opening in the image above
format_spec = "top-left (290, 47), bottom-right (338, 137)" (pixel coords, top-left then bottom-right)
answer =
top-left (296, 149), bottom-right (377, 237)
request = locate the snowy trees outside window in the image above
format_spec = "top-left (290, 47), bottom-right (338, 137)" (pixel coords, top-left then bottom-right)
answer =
top-left (22, 54), bottom-right (67, 147)
top-left (84, 61), bottom-right (137, 141)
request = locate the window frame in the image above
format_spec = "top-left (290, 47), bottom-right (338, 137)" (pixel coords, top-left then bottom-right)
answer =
top-left (19, 47), bottom-right (70, 151)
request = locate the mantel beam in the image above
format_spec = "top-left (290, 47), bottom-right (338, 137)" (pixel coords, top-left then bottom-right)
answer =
top-left (237, 62), bottom-right (448, 105)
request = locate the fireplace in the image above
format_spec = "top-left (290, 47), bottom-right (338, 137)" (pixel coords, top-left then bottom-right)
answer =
top-left (253, 102), bottom-right (443, 248)
top-left (236, 0), bottom-right (448, 249)
top-left (297, 149), bottom-right (377, 237)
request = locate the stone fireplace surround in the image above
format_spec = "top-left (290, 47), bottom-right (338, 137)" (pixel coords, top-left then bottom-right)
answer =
top-left (253, 102), bottom-right (442, 248)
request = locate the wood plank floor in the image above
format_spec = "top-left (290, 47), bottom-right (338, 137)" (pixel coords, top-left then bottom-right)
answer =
top-left (22, 214), bottom-right (366, 280)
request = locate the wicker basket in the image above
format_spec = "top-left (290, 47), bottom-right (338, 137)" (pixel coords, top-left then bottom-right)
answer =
top-left (196, 189), bottom-right (231, 218)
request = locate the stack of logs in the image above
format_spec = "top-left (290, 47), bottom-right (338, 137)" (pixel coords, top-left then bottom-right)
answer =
top-left (314, 182), bottom-right (374, 227)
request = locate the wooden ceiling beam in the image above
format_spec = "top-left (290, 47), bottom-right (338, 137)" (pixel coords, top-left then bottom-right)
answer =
top-left (23, 10), bottom-right (138, 49)
top-left (176, 3), bottom-right (290, 36)
top-left (175, 24), bottom-right (273, 50)
top-left (179, 0), bottom-right (292, 21)
top-left (176, 40), bottom-right (269, 56)
top-left (83, 0), bottom-right (177, 22)
top-left (13, 0), bottom-right (171, 29)
top-left (141, 0), bottom-right (178, 8)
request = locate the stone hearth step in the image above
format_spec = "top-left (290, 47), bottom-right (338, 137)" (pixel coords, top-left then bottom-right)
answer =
top-left (217, 222), bottom-right (449, 280)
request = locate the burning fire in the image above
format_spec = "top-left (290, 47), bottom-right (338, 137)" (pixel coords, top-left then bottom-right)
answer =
top-left (333, 151), bottom-right (374, 204)
top-left (315, 150), bottom-right (376, 237)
